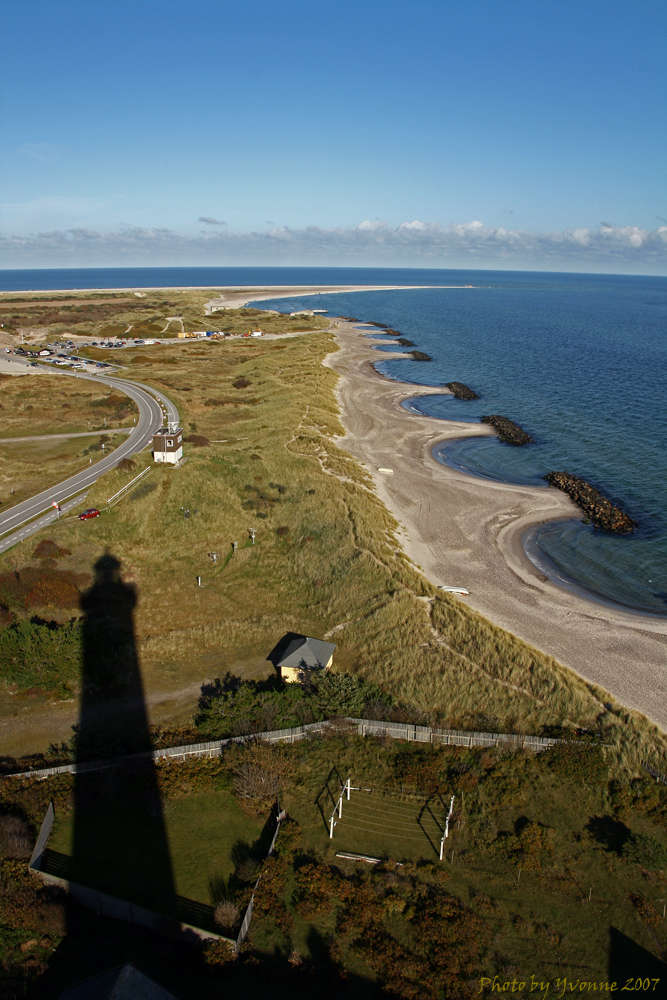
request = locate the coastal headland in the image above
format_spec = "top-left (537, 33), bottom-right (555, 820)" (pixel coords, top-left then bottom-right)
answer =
top-left (326, 320), bottom-right (667, 730)
top-left (1, 285), bottom-right (665, 757)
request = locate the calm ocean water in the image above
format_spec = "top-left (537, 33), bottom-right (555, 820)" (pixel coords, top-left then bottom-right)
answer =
top-left (2, 267), bottom-right (665, 614)
top-left (250, 272), bottom-right (667, 616)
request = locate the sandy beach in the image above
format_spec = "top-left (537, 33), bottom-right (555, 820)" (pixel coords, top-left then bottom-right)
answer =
top-left (326, 321), bottom-right (667, 731)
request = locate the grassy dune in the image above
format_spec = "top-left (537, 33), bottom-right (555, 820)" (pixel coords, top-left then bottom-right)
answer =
top-left (0, 324), bottom-right (665, 766)
top-left (0, 289), bottom-right (329, 341)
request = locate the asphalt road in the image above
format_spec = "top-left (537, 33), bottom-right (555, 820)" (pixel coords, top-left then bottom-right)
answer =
top-left (0, 493), bottom-right (89, 555)
top-left (0, 364), bottom-right (179, 544)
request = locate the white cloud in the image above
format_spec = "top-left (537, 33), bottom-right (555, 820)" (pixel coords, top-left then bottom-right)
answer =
top-left (1, 220), bottom-right (666, 272)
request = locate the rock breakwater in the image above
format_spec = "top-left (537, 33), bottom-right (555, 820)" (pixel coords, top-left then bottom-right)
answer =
top-left (409, 350), bottom-right (432, 361)
top-left (445, 381), bottom-right (479, 400)
top-left (481, 414), bottom-right (533, 445)
top-left (395, 337), bottom-right (415, 346)
top-left (544, 472), bottom-right (636, 534)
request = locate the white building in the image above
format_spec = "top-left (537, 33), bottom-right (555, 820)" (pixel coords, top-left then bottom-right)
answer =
top-left (152, 425), bottom-right (183, 464)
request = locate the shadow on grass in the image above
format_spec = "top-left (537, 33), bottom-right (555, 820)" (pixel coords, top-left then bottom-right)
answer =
top-left (314, 765), bottom-right (345, 834)
top-left (608, 926), bottom-right (666, 980)
top-left (68, 552), bottom-right (176, 914)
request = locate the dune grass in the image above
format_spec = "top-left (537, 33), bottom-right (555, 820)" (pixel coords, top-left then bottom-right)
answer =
top-left (0, 319), bottom-right (665, 768)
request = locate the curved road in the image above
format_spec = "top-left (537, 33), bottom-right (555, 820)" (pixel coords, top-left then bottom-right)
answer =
top-left (0, 365), bottom-right (179, 544)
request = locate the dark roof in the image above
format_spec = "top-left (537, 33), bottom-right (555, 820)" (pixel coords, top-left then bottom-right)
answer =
top-left (276, 635), bottom-right (336, 671)
top-left (58, 964), bottom-right (176, 1000)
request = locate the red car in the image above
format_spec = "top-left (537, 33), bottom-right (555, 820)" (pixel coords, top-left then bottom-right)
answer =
top-left (78, 508), bottom-right (100, 520)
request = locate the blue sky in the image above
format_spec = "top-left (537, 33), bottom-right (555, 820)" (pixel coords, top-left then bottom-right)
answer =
top-left (1, 0), bottom-right (666, 271)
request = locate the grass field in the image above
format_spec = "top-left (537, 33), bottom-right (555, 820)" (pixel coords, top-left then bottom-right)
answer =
top-left (0, 431), bottom-right (127, 509)
top-left (330, 787), bottom-right (452, 861)
top-left (44, 787), bottom-right (265, 929)
top-left (0, 372), bottom-right (137, 437)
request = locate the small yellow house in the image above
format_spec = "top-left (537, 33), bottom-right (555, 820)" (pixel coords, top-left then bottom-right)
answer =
top-left (277, 635), bottom-right (336, 684)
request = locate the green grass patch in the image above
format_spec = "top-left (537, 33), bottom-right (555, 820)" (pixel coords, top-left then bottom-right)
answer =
top-left (45, 787), bottom-right (265, 928)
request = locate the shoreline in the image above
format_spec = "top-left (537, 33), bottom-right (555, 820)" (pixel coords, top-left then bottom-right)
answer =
top-left (365, 332), bottom-right (662, 616)
top-left (326, 320), bottom-right (667, 730)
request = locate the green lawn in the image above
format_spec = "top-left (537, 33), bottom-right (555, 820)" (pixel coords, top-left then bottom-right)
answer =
top-left (45, 788), bottom-right (265, 927)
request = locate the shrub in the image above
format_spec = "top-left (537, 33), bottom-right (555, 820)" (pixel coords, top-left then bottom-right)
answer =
top-left (26, 575), bottom-right (80, 609)
top-left (0, 619), bottom-right (81, 691)
top-left (214, 900), bottom-right (240, 933)
top-left (233, 378), bottom-right (251, 389)
top-left (232, 762), bottom-right (278, 812)
top-left (0, 604), bottom-right (15, 628)
top-left (622, 833), bottom-right (667, 871)
top-left (117, 458), bottom-right (136, 472)
top-left (541, 742), bottom-right (608, 784)
top-left (32, 539), bottom-right (70, 560)
top-left (310, 672), bottom-right (391, 719)
top-left (184, 434), bottom-right (211, 447)
top-left (0, 816), bottom-right (32, 859)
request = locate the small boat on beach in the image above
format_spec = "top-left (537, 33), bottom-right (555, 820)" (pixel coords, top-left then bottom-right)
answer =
top-left (438, 585), bottom-right (470, 595)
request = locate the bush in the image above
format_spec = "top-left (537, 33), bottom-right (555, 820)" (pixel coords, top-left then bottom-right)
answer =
top-left (194, 672), bottom-right (392, 741)
top-left (0, 619), bottom-right (81, 691)
top-left (32, 540), bottom-right (70, 561)
top-left (541, 742), bottom-right (608, 784)
top-left (232, 762), bottom-right (278, 812)
top-left (214, 900), bottom-right (240, 933)
top-left (0, 604), bottom-right (15, 628)
top-left (0, 816), bottom-right (32, 859)
top-left (195, 675), bottom-right (308, 739)
top-left (184, 434), bottom-right (211, 447)
top-left (622, 833), bottom-right (667, 871)
top-left (117, 457), bottom-right (136, 472)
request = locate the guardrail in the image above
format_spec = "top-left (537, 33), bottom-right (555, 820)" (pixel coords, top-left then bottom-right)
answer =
top-left (3, 718), bottom-right (598, 782)
top-left (107, 466), bottom-right (151, 507)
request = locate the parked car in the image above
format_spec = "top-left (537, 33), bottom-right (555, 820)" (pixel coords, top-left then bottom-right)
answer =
top-left (78, 508), bottom-right (100, 521)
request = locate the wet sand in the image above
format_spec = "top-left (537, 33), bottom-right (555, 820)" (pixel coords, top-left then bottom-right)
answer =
top-left (326, 321), bottom-right (667, 731)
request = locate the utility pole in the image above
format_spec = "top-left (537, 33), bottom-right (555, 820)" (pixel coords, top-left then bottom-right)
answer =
top-left (249, 528), bottom-right (256, 544)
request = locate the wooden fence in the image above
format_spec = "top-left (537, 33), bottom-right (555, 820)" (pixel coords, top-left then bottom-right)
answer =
top-left (235, 805), bottom-right (286, 954)
top-left (641, 760), bottom-right (667, 786)
top-left (3, 718), bottom-right (585, 782)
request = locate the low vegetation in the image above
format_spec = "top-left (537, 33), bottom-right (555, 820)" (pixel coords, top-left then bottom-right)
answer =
top-left (0, 734), bottom-right (664, 993)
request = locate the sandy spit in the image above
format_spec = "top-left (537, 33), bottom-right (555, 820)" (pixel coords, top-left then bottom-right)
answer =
top-left (326, 321), bottom-right (667, 731)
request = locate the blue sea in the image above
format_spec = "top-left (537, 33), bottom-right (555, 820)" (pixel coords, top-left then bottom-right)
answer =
top-left (2, 267), bottom-right (666, 615)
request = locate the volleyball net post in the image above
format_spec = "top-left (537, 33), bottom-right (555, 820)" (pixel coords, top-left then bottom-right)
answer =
top-left (439, 794), bottom-right (456, 861)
